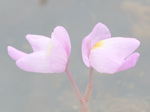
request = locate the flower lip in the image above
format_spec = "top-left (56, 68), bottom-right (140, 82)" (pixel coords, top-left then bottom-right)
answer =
top-left (89, 37), bottom-right (140, 74)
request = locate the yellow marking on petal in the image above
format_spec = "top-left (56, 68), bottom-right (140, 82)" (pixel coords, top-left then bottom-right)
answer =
top-left (48, 43), bottom-right (53, 54)
top-left (92, 41), bottom-right (104, 49)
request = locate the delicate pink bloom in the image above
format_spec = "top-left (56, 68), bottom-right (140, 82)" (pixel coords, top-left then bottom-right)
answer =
top-left (8, 26), bottom-right (71, 73)
top-left (82, 23), bottom-right (140, 74)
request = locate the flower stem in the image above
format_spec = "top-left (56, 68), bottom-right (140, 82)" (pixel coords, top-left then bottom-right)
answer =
top-left (80, 99), bottom-right (90, 112)
top-left (84, 67), bottom-right (94, 102)
top-left (65, 67), bottom-right (82, 101)
top-left (65, 65), bottom-right (94, 112)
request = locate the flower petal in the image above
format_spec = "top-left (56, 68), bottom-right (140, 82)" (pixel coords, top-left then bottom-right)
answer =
top-left (89, 48), bottom-right (123, 74)
top-left (26, 34), bottom-right (52, 52)
top-left (82, 23), bottom-right (111, 67)
top-left (7, 46), bottom-right (27, 61)
top-left (97, 37), bottom-right (140, 59)
top-left (51, 26), bottom-right (71, 56)
top-left (16, 51), bottom-right (53, 73)
top-left (90, 23), bottom-right (111, 47)
top-left (82, 37), bottom-right (91, 67)
top-left (49, 42), bottom-right (68, 73)
top-left (89, 37), bottom-right (140, 74)
top-left (116, 53), bottom-right (140, 72)
top-left (16, 39), bottom-right (68, 73)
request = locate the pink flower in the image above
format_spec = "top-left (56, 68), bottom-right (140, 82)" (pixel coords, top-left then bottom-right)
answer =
top-left (8, 26), bottom-right (71, 73)
top-left (82, 23), bottom-right (140, 74)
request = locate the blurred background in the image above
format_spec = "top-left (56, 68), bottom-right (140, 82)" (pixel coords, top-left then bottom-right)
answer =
top-left (0, 0), bottom-right (150, 112)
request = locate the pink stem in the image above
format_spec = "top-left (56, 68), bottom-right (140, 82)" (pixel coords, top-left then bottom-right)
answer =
top-left (65, 67), bottom-right (83, 102)
top-left (80, 100), bottom-right (90, 112)
top-left (80, 68), bottom-right (94, 112)
top-left (84, 67), bottom-right (94, 102)
top-left (65, 61), bottom-right (93, 112)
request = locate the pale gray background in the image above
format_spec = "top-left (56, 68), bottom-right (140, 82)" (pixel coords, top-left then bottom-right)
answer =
top-left (0, 0), bottom-right (150, 112)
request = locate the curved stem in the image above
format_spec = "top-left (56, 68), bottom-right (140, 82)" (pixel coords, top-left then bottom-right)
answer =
top-left (65, 61), bottom-right (93, 112)
top-left (84, 67), bottom-right (94, 102)
top-left (65, 67), bottom-right (83, 102)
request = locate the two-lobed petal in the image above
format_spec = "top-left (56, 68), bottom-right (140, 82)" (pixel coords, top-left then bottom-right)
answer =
top-left (89, 38), bottom-right (140, 74)
top-left (97, 37), bottom-right (140, 59)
